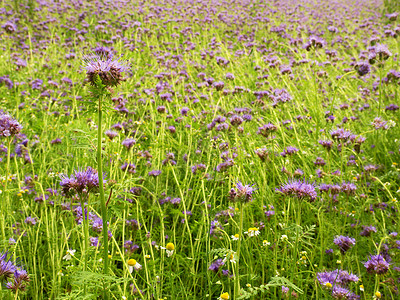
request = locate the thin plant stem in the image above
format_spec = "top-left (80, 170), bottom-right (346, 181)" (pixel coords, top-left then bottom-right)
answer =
top-left (235, 202), bottom-right (244, 298)
top-left (98, 93), bottom-right (109, 297)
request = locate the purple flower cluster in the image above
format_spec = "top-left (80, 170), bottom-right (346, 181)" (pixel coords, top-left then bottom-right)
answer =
top-left (364, 254), bottom-right (390, 275)
top-left (60, 167), bottom-right (104, 196)
top-left (257, 123), bottom-right (277, 137)
top-left (359, 225), bottom-right (377, 237)
top-left (0, 112), bottom-right (23, 138)
top-left (333, 236), bottom-right (356, 254)
top-left (317, 269), bottom-right (359, 299)
top-left (276, 179), bottom-right (317, 202)
top-left (0, 252), bottom-right (29, 292)
top-left (280, 146), bottom-right (299, 157)
top-left (83, 53), bottom-right (129, 87)
top-left (228, 181), bottom-right (256, 203)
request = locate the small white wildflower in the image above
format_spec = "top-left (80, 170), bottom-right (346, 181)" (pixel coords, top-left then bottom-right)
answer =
top-left (127, 259), bottom-right (142, 273)
top-left (245, 227), bottom-right (260, 237)
top-left (63, 249), bottom-right (76, 261)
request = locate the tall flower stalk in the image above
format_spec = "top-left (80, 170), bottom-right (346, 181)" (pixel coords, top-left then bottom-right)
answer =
top-left (83, 52), bottom-right (129, 295)
top-left (0, 112), bottom-right (22, 238)
top-left (60, 166), bottom-right (103, 289)
top-left (228, 181), bottom-right (256, 297)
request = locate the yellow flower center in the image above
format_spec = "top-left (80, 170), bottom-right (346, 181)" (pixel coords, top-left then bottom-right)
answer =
top-left (127, 259), bottom-right (137, 266)
top-left (325, 282), bottom-right (332, 288)
top-left (166, 243), bottom-right (175, 251)
top-left (375, 291), bottom-right (381, 298)
top-left (220, 292), bottom-right (229, 300)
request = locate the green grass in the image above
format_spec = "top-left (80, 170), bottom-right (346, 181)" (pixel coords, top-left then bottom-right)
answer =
top-left (0, 0), bottom-right (399, 299)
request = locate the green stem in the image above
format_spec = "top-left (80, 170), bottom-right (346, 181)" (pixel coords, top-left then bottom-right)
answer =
top-left (80, 195), bottom-right (89, 295)
top-left (98, 94), bottom-right (109, 296)
top-left (5, 138), bottom-right (12, 211)
top-left (235, 202), bottom-right (244, 298)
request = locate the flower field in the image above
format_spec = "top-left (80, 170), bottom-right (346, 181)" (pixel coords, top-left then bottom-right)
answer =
top-left (0, 0), bottom-right (400, 299)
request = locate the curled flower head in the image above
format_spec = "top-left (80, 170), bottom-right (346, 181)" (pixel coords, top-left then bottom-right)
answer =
top-left (229, 181), bottom-right (256, 203)
top-left (83, 53), bottom-right (129, 87)
top-left (0, 252), bottom-right (17, 280)
top-left (276, 179), bottom-right (317, 202)
top-left (0, 112), bottom-right (22, 138)
top-left (333, 236), bottom-right (356, 254)
top-left (6, 269), bottom-right (30, 292)
top-left (60, 167), bottom-right (105, 196)
top-left (364, 254), bottom-right (390, 275)
top-left (317, 269), bottom-right (359, 287)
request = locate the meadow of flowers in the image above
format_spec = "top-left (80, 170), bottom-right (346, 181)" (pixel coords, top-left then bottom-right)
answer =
top-left (0, 0), bottom-right (400, 299)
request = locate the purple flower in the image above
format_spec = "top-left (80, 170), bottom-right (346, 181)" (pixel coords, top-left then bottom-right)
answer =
top-left (51, 138), bottom-right (62, 145)
top-left (360, 225), bottom-right (377, 237)
top-left (191, 164), bottom-right (207, 175)
top-left (229, 115), bottom-right (243, 126)
top-left (0, 112), bottom-right (23, 138)
top-left (330, 128), bottom-right (353, 141)
top-left (209, 259), bottom-right (224, 273)
top-left (0, 252), bottom-right (17, 280)
top-left (213, 81), bottom-right (225, 91)
top-left (168, 126), bottom-right (176, 133)
top-left (282, 286), bottom-right (289, 295)
top-left (333, 236), bottom-right (356, 254)
top-left (341, 182), bottom-right (357, 195)
top-left (317, 269), bottom-right (359, 287)
top-left (0, 76), bottom-right (13, 89)
top-left (371, 117), bottom-right (387, 130)
top-left (60, 167), bottom-right (104, 196)
top-left (122, 138), bottom-right (136, 149)
top-left (355, 62), bottom-right (370, 76)
top-left (387, 12), bottom-right (399, 21)
top-left (6, 269), bottom-right (30, 292)
top-left (105, 130), bottom-right (118, 140)
top-left (319, 140), bottom-right (334, 151)
top-left (254, 147), bottom-right (270, 162)
top-left (181, 107), bottom-right (189, 116)
top-left (364, 254), bottom-right (390, 275)
top-left (385, 104), bottom-right (399, 111)
top-left (257, 123), bottom-right (277, 137)
top-left (121, 163), bottom-right (136, 174)
top-left (24, 217), bottom-right (37, 226)
top-left (216, 159), bottom-right (234, 172)
top-left (304, 36), bottom-right (326, 50)
top-left (276, 179), bottom-right (317, 201)
top-left (225, 73), bottom-right (235, 80)
top-left (83, 53), bottom-right (129, 87)
top-left (280, 146), bottom-right (299, 157)
top-left (2, 21), bottom-right (17, 33)
top-left (90, 237), bottom-right (100, 247)
top-left (228, 181), bottom-right (256, 203)
top-left (148, 170), bottom-right (161, 177)
top-left (332, 286), bottom-right (359, 300)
